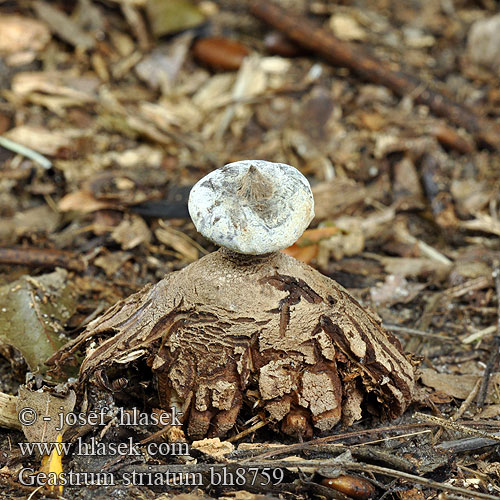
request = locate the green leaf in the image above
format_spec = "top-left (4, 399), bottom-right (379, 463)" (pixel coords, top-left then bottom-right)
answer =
top-left (0, 268), bottom-right (78, 378)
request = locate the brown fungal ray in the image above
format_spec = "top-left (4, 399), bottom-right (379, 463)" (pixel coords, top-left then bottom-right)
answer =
top-left (49, 249), bottom-right (415, 439)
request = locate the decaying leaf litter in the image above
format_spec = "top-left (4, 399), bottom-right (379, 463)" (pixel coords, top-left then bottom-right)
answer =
top-left (1, 0), bottom-right (500, 498)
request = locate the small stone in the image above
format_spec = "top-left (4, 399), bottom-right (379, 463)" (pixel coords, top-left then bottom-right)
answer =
top-left (329, 14), bottom-right (366, 41)
top-left (467, 13), bottom-right (500, 72)
top-left (188, 160), bottom-right (314, 255)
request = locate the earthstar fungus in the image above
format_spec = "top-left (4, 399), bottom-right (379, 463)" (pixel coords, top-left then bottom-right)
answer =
top-left (51, 160), bottom-right (415, 439)
top-left (188, 160), bottom-right (314, 255)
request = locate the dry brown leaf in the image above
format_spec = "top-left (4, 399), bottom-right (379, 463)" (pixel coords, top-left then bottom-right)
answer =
top-left (112, 215), bottom-right (151, 250)
top-left (12, 205), bottom-right (60, 237)
top-left (451, 179), bottom-right (494, 215)
top-left (317, 219), bottom-right (365, 266)
top-left (135, 34), bottom-right (193, 92)
top-left (58, 190), bottom-right (113, 213)
top-left (4, 126), bottom-right (73, 156)
top-left (393, 157), bottom-right (424, 209)
top-left (476, 404), bottom-right (500, 420)
top-left (12, 71), bottom-right (99, 101)
top-left (94, 252), bottom-right (133, 277)
top-left (370, 274), bottom-right (427, 307)
top-left (16, 387), bottom-right (76, 446)
top-left (155, 226), bottom-right (200, 262)
top-left (282, 226), bottom-right (339, 264)
top-left (368, 255), bottom-right (451, 280)
top-left (420, 368), bottom-right (500, 403)
top-left (311, 179), bottom-right (366, 221)
top-left (281, 244), bottom-right (318, 264)
top-left (0, 15), bottom-right (50, 54)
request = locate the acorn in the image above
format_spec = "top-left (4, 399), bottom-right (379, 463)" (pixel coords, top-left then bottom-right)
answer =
top-left (321, 475), bottom-right (375, 500)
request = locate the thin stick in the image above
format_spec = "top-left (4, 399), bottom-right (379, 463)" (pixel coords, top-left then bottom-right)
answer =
top-left (383, 323), bottom-right (454, 342)
top-left (0, 136), bottom-right (52, 169)
top-left (434, 378), bottom-right (481, 442)
top-left (444, 276), bottom-right (491, 299)
top-left (138, 425), bottom-right (172, 445)
top-left (462, 325), bottom-right (497, 344)
top-left (118, 461), bottom-right (500, 500)
top-left (250, 0), bottom-right (500, 150)
top-left (347, 462), bottom-right (500, 500)
top-left (350, 429), bottom-right (432, 448)
top-left (227, 419), bottom-right (267, 443)
top-left (453, 379), bottom-right (481, 421)
top-left (476, 265), bottom-right (500, 407)
top-left (415, 412), bottom-right (500, 443)
top-left (436, 433), bottom-right (500, 452)
top-left (0, 247), bottom-right (85, 272)
top-left (242, 423), bottom-right (430, 462)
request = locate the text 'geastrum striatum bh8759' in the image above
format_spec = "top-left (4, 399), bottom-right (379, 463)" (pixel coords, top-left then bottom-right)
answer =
top-left (52, 160), bottom-right (415, 439)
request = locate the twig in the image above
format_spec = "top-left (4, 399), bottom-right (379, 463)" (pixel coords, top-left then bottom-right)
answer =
top-left (350, 430), bottom-right (432, 449)
top-left (227, 418), bottom-right (267, 443)
top-left (462, 325), bottom-right (497, 344)
top-left (415, 239), bottom-right (453, 265)
top-left (26, 485), bottom-right (44, 500)
top-left (0, 136), bottom-right (52, 169)
top-left (434, 378), bottom-right (481, 442)
top-left (0, 247), bottom-right (85, 272)
top-left (431, 123), bottom-right (474, 154)
top-left (347, 462), bottom-right (500, 500)
top-left (383, 324), bottom-right (454, 342)
top-left (444, 276), bottom-right (492, 299)
top-left (451, 379), bottom-right (481, 422)
top-left (250, 0), bottom-right (500, 150)
top-left (436, 433), bottom-right (500, 452)
top-left (241, 423), bottom-right (431, 462)
top-left (118, 461), bottom-right (500, 499)
top-left (396, 227), bottom-right (453, 265)
top-left (414, 412), bottom-right (500, 443)
top-left (476, 265), bottom-right (500, 407)
top-left (138, 425), bottom-right (172, 445)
